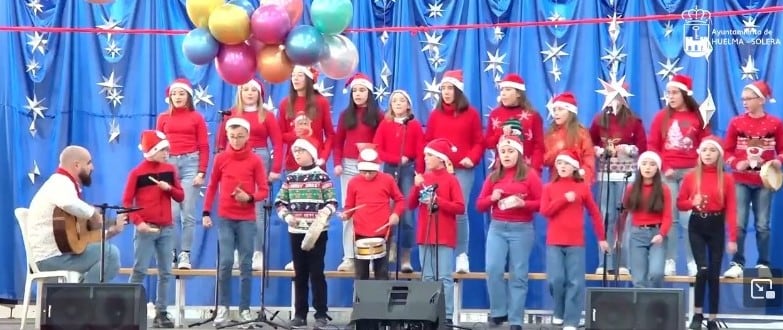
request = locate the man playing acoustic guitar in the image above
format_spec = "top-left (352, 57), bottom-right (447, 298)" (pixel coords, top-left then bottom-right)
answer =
top-left (26, 145), bottom-right (124, 283)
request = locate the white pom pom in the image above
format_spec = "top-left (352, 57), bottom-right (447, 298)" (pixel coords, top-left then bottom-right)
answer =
top-left (343, 88), bottom-right (349, 94)
top-left (138, 144), bottom-right (144, 151)
top-left (578, 169), bottom-right (586, 176)
top-left (450, 146), bottom-right (457, 152)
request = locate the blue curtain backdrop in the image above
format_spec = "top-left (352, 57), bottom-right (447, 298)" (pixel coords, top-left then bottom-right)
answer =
top-left (2, 0), bottom-right (783, 315)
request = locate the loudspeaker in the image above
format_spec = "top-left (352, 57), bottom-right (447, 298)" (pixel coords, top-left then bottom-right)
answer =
top-left (586, 287), bottom-right (685, 330)
top-left (350, 280), bottom-right (446, 329)
top-left (40, 283), bottom-right (147, 330)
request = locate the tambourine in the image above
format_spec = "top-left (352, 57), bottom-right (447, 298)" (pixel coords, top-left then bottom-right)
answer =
top-left (760, 161), bottom-right (783, 191)
top-left (301, 212), bottom-right (329, 251)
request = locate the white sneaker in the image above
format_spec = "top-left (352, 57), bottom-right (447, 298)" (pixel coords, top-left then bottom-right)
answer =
top-left (756, 264), bottom-right (770, 269)
top-left (552, 317), bottom-right (563, 325)
top-left (214, 306), bottom-right (229, 326)
top-left (455, 253), bottom-right (470, 274)
top-left (687, 261), bottom-right (698, 276)
top-left (563, 326), bottom-right (577, 330)
top-left (252, 252), bottom-right (263, 271)
top-left (284, 261), bottom-right (294, 271)
top-left (664, 259), bottom-right (676, 276)
top-left (232, 250), bottom-right (239, 269)
top-left (723, 262), bottom-right (744, 278)
top-left (337, 259), bottom-right (354, 272)
top-left (617, 267), bottom-right (630, 275)
top-left (240, 310), bottom-right (255, 322)
top-left (595, 267), bottom-right (605, 274)
top-left (177, 251), bottom-right (192, 269)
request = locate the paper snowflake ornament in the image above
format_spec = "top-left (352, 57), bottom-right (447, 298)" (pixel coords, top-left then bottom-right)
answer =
top-left (97, 17), bottom-right (124, 41)
top-left (427, 1), bottom-right (443, 18)
top-left (484, 49), bottom-right (506, 74)
top-left (263, 96), bottom-right (276, 111)
top-left (607, 12), bottom-right (622, 44)
top-left (28, 160), bottom-right (40, 184)
top-left (26, 32), bottom-right (47, 55)
top-left (663, 21), bottom-right (674, 38)
top-left (373, 85), bottom-right (390, 103)
top-left (108, 118), bottom-right (120, 143)
top-left (420, 31), bottom-right (443, 55)
top-left (379, 61), bottom-right (392, 87)
top-left (26, 0), bottom-right (43, 16)
top-left (29, 118), bottom-right (37, 137)
top-left (493, 27), bottom-right (504, 42)
top-left (313, 81), bottom-right (334, 98)
top-left (596, 76), bottom-right (633, 114)
top-left (741, 55), bottom-right (759, 81)
top-left (105, 39), bottom-right (122, 58)
top-left (699, 90), bottom-right (716, 128)
top-left (656, 57), bottom-right (683, 81)
top-left (25, 94), bottom-right (47, 120)
top-left (106, 89), bottom-right (123, 107)
top-left (193, 85), bottom-right (214, 107)
top-left (549, 61), bottom-right (562, 81)
top-left (541, 40), bottom-right (569, 64)
top-left (97, 71), bottom-right (122, 94)
top-left (25, 59), bottom-right (40, 76)
top-left (422, 77), bottom-right (440, 103)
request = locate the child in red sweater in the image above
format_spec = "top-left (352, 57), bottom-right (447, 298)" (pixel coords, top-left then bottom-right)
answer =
top-left (541, 149), bottom-right (608, 329)
top-left (544, 92), bottom-right (596, 183)
top-left (340, 144), bottom-right (405, 280)
top-left (409, 138), bottom-right (465, 325)
top-left (120, 130), bottom-right (184, 328)
top-left (623, 151), bottom-right (672, 288)
top-left (677, 136), bottom-right (738, 330)
top-left (201, 118), bottom-right (270, 326)
top-left (476, 135), bottom-right (542, 329)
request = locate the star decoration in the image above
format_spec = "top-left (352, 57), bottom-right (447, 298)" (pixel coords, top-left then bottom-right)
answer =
top-left (607, 12), bottom-right (622, 43)
top-left (484, 49), bottom-right (506, 74)
top-left (740, 55), bottom-right (759, 81)
top-left (26, 0), bottom-right (43, 16)
top-left (422, 77), bottom-right (440, 103)
top-left (97, 71), bottom-right (123, 94)
top-left (96, 17), bottom-right (124, 41)
top-left (663, 21), bottom-right (674, 38)
top-left (28, 160), bottom-right (40, 184)
top-left (428, 54), bottom-right (445, 68)
top-left (487, 150), bottom-right (496, 169)
top-left (25, 94), bottom-right (47, 120)
top-left (601, 44), bottom-right (627, 67)
top-left (263, 96), bottom-right (276, 111)
top-left (548, 60), bottom-right (562, 81)
top-left (379, 61), bottom-right (392, 86)
top-left (547, 11), bottom-right (564, 26)
top-left (379, 31), bottom-right (389, 45)
top-left (420, 31), bottom-right (442, 55)
top-left (743, 16), bottom-right (758, 34)
top-left (595, 76), bottom-right (633, 113)
top-left (494, 27), bottom-right (504, 42)
top-left (26, 32), bottom-right (47, 55)
top-left (104, 39), bottom-right (122, 58)
top-left (313, 81), bottom-right (334, 98)
top-left (193, 85), bottom-right (214, 106)
top-left (494, 72), bottom-right (502, 83)
top-left (427, 1), bottom-right (443, 18)
top-left (699, 90), bottom-right (715, 128)
top-left (106, 88), bottom-right (124, 107)
top-left (545, 95), bottom-right (556, 120)
top-left (373, 85), bottom-right (390, 103)
top-left (29, 118), bottom-right (37, 137)
top-left (108, 118), bottom-right (120, 143)
top-left (541, 40), bottom-right (569, 64)
top-left (25, 58), bottom-right (40, 76)
top-left (656, 57), bottom-right (683, 81)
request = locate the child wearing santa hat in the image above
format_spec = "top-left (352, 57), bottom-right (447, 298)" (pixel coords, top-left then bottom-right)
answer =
top-left (409, 138), bottom-right (466, 325)
top-left (722, 80), bottom-right (783, 279)
top-left (201, 117), bottom-right (270, 326)
top-left (676, 136), bottom-right (737, 330)
top-left (475, 135), bottom-right (543, 329)
top-left (339, 144), bottom-right (405, 280)
top-left (544, 92), bottom-right (596, 183)
top-left (274, 135), bottom-right (337, 328)
top-left (120, 130), bottom-right (184, 328)
top-left (156, 78), bottom-right (210, 270)
top-left (541, 149), bottom-right (609, 330)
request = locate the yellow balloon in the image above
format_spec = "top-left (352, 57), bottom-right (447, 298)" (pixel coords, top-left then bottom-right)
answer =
top-left (208, 4), bottom-right (251, 45)
top-left (185, 0), bottom-right (224, 28)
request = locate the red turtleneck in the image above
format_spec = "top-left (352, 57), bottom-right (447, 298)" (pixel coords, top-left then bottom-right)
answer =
top-left (540, 177), bottom-right (605, 246)
top-left (343, 172), bottom-right (405, 238)
top-left (424, 103), bottom-right (485, 167)
top-left (676, 165), bottom-right (737, 242)
top-left (277, 94), bottom-right (335, 171)
top-left (217, 108), bottom-right (284, 173)
top-left (476, 165), bottom-right (542, 222)
top-left (408, 168), bottom-right (465, 247)
top-left (156, 107), bottom-right (210, 173)
top-left (203, 145), bottom-right (269, 221)
top-left (333, 106), bottom-right (383, 165)
top-left (121, 159), bottom-right (185, 226)
top-left (485, 105), bottom-right (546, 171)
top-left (624, 182), bottom-right (673, 237)
top-left (373, 117), bottom-right (426, 173)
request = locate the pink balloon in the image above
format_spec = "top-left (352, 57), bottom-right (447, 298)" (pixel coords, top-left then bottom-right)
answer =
top-left (215, 43), bottom-right (257, 85)
top-left (247, 38), bottom-right (265, 54)
top-left (251, 5), bottom-right (292, 45)
top-left (262, 0), bottom-right (304, 25)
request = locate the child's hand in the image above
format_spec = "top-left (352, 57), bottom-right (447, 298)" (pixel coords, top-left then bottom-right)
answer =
top-left (727, 241), bottom-right (737, 254)
top-left (284, 214), bottom-right (298, 227)
top-left (202, 216), bottom-right (212, 228)
top-left (338, 212), bottom-right (351, 221)
top-left (691, 194), bottom-right (703, 208)
top-left (388, 213), bottom-right (400, 225)
top-left (564, 191), bottom-right (576, 202)
top-left (459, 158), bottom-right (474, 168)
top-left (651, 234), bottom-right (663, 245)
top-left (598, 240), bottom-right (610, 253)
top-left (414, 172), bottom-right (424, 186)
top-left (490, 189), bottom-right (503, 201)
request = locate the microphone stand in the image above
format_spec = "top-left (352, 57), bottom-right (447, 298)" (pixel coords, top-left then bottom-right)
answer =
top-left (600, 151), bottom-right (613, 287)
top-left (428, 195), bottom-right (440, 281)
top-left (392, 116), bottom-right (412, 279)
top-left (613, 171), bottom-right (633, 287)
top-left (93, 204), bottom-right (139, 283)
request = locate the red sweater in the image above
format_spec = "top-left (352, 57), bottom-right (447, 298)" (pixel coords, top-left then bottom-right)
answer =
top-left (647, 109), bottom-right (712, 172)
top-left (343, 172), bottom-right (405, 238)
top-left (277, 95), bottom-right (335, 171)
top-left (544, 127), bottom-right (596, 183)
top-left (372, 117), bottom-right (426, 173)
top-left (217, 108), bottom-right (284, 173)
top-left (623, 183), bottom-right (673, 237)
top-left (408, 168), bottom-right (465, 247)
top-left (485, 106), bottom-right (545, 171)
top-left (540, 177), bottom-right (605, 246)
top-left (333, 107), bottom-right (383, 164)
top-left (589, 113), bottom-right (647, 180)
top-left (724, 112), bottom-right (783, 186)
top-left (121, 160), bottom-right (185, 226)
top-left (156, 107), bottom-right (210, 173)
top-left (476, 166), bottom-right (542, 222)
top-left (203, 145), bottom-right (269, 221)
top-left (424, 104), bottom-right (485, 167)
top-left (676, 166), bottom-right (738, 242)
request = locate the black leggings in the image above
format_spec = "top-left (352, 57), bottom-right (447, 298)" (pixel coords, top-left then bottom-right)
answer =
top-left (688, 212), bottom-right (725, 314)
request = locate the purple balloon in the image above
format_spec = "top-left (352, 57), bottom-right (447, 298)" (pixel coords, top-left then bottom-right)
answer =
top-left (215, 43), bottom-right (257, 85)
top-left (251, 4), bottom-right (292, 45)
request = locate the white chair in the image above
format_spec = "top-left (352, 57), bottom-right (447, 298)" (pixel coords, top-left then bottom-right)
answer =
top-left (14, 208), bottom-right (80, 330)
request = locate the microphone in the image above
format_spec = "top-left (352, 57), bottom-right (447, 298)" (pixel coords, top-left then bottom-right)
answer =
top-left (624, 171), bottom-right (633, 179)
top-left (93, 204), bottom-right (143, 213)
top-left (218, 110), bottom-right (232, 116)
top-left (430, 183), bottom-right (439, 191)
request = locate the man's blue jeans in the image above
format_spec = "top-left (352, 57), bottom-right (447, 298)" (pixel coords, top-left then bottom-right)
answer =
top-left (37, 243), bottom-right (120, 283)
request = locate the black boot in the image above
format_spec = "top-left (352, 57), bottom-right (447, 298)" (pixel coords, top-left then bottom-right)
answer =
top-left (152, 312), bottom-right (174, 328)
top-left (706, 320), bottom-right (719, 330)
top-left (688, 313), bottom-right (704, 329)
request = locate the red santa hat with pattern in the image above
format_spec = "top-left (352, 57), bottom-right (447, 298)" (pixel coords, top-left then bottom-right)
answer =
top-left (555, 149), bottom-right (585, 176)
top-left (498, 73), bottom-right (526, 91)
top-left (698, 135), bottom-right (724, 157)
top-left (292, 136), bottom-right (320, 161)
top-left (424, 138), bottom-right (459, 173)
top-left (343, 72), bottom-right (373, 94)
top-left (440, 70), bottom-right (464, 92)
top-left (139, 130), bottom-right (170, 158)
top-left (666, 74), bottom-right (694, 96)
top-left (745, 81), bottom-right (777, 103)
top-left (293, 65), bottom-right (319, 82)
top-left (497, 135), bottom-right (524, 155)
top-left (551, 92), bottom-right (578, 114)
top-left (242, 78), bottom-right (266, 100)
top-left (165, 78), bottom-right (194, 104)
top-left (356, 143), bottom-right (381, 172)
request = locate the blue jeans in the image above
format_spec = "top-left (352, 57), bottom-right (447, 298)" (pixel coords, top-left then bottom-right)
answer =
top-left (418, 245), bottom-right (454, 319)
top-left (383, 162), bottom-right (415, 249)
top-left (217, 218), bottom-right (257, 310)
top-left (662, 168), bottom-right (694, 263)
top-left (168, 152), bottom-right (200, 252)
top-left (129, 226), bottom-right (174, 313)
top-left (546, 246), bottom-right (585, 328)
top-left (485, 221), bottom-right (534, 325)
top-left (253, 148), bottom-right (272, 253)
top-left (733, 182), bottom-right (772, 266)
top-left (453, 169), bottom-right (474, 256)
top-left (629, 226), bottom-right (666, 288)
top-left (340, 159), bottom-right (359, 259)
top-left (596, 181), bottom-right (629, 270)
top-left (37, 243), bottom-right (120, 283)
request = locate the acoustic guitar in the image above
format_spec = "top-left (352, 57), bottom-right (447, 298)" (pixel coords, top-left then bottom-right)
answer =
top-left (51, 207), bottom-right (123, 254)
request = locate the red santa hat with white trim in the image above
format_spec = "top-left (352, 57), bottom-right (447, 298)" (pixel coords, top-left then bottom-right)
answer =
top-left (165, 78), bottom-right (194, 104)
top-left (637, 151), bottom-right (662, 170)
top-left (343, 72), bottom-right (373, 94)
top-left (241, 78), bottom-right (265, 99)
top-left (498, 73), bottom-right (526, 91)
top-left (356, 143), bottom-right (381, 172)
top-left (552, 92), bottom-right (578, 114)
top-left (440, 70), bottom-right (464, 92)
top-left (390, 89), bottom-right (413, 106)
top-left (424, 138), bottom-right (459, 173)
top-left (292, 65), bottom-right (319, 82)
top-left (745, 81), bottom-right (776, 103)
top-left (555, 149), bottom-right (585, 176)
top-left (292, 136), bottom-right (320, 161)
top-left (667, 74), bottom-right (694, 96)
top-left (497, 135), bottom-right (524, 155)
top-left (139, 130), bottom-right (170, 158)
top-left (225, 117), bottom-right (251, 132)
top-left (698, 135), bottom-right (724, 157)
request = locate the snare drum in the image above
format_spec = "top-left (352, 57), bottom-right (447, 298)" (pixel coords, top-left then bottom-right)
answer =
top-left (355, 238), bottom-right (387, 260)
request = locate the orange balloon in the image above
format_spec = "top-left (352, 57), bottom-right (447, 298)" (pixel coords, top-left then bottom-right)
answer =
top-left (256, 45), bottom-right (294, 83)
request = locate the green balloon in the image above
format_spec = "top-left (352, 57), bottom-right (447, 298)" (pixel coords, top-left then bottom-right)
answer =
top-left (310, 0), bottom-right (353, 35)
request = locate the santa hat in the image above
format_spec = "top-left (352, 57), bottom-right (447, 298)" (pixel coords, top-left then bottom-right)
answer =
top-left (667, 74), bottom-right (693, 96)
top-left (745, 81), bottom-right (777, 103)
top-left (555, 149), bottom-right (585, 176)
top-left (504, 118), bottom-right (522, 136)
top-left (497, 135), bottom-right (524, 155)
top-left (498, 73), bottom-right (526, 91)
top-left (165, 78), bottom-right (194, 104)
top-left (390, 89), bottom-right (413, 106)
top-left (139, 130), bottom-right (170, 158)
top-left (637, 151), bottom-right (662, 170)
top-left (440, 70), bottom-right (464, 92)
top-left (552, 92), bottom-right (578, 114)
top-left (292, 136), bottom-right (319, 160)
top-left (225, 117), bottom-right (250, 132)
top-left (356, 143), bottom-right (381, 172)
top-left (292, 65), bottom-right (319, 82)
top-left (698, 135), bottom-right (724, 156)
top-left (424, 138), bottom-right (458, 173)
top-left (241, 78), bottom-right (265, 99)
top-left (343, 72), bottom-right (373, 94)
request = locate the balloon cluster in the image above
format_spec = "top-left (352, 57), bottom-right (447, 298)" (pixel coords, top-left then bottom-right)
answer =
top-left (181, 0), bottom-right (358, 86)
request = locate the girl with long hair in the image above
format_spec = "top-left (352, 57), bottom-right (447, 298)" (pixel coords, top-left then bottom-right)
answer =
top-left (544, 92), bottom-right (595, 183)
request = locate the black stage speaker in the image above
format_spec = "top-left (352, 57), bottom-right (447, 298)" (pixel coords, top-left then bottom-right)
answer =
top-left (350, 280), bottom-right (446, 329)
top-left (586, 287), bottom-right (685, 330)
top-left (40, 283), bottom-right (147, 330)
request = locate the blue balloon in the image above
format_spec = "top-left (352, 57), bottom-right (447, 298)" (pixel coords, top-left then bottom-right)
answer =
top-left (182, 27), bottom-right (220, 65)
top-left (284, 25), bottom-right (325, 66)
top-left (228, 0), bottom-right (255, 17)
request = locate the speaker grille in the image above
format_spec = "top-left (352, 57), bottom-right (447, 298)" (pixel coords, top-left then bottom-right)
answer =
top-left (587, 288), bottom-right (684, 330)
top-left (41, 283), bottom-right (146, 330)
